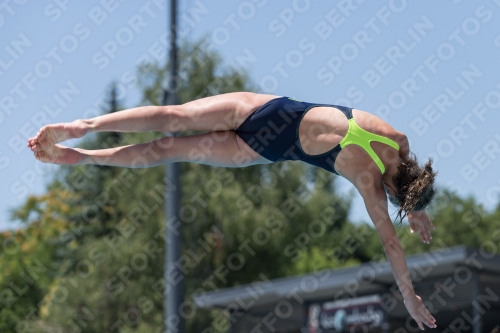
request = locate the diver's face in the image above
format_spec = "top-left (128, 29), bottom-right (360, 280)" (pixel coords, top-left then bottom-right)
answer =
top-left (383, 182), bottom-right (400, 206)
top-left (382, 182), bottom-right (394, 196)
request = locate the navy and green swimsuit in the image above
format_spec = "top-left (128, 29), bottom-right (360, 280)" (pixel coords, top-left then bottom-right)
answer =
top-left (234, 97), bottom-right (400, 175)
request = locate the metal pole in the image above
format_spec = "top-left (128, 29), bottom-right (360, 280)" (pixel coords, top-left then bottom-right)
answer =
top-left (164, 0), bottom-right (182, 332)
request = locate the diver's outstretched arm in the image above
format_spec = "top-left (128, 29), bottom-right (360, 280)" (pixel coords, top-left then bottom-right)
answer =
top-left (361, 186), bottom-right (437, 330)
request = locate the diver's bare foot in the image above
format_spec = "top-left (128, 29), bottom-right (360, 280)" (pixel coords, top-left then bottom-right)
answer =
top-left (28, 120), bottom-right (88, 151)
top-left (33, 144), bottom-right (84, 165)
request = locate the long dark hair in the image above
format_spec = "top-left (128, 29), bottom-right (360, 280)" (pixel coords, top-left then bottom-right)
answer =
top-left (391, 153), bottom-right (438, 223)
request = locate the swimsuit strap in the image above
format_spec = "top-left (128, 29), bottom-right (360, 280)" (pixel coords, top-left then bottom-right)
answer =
top-left (326, 104), bottom-right (353, 120)
top-left (339, 119), bottom-right (400, 174)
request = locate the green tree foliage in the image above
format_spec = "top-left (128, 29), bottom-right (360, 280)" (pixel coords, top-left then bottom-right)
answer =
top-left (0, 190), bottom-right (81, 332)
top-left (346, 188), bottom-right (500, 263)
top-left (396, 188), bottom-right (500, 255)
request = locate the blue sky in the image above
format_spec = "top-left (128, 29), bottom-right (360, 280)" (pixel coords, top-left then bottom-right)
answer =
top-left (1, 0), bottom-right (500, 230)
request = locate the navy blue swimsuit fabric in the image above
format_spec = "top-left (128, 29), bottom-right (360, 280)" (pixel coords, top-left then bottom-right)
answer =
top-left (234, 97), bottom-right (352, 175)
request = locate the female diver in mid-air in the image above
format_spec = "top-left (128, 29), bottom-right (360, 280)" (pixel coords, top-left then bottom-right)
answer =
top-left (27, 92), bottom-right (437, 329)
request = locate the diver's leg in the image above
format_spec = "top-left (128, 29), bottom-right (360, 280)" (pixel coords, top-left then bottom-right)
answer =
top-left (28, 92), bottom-right (279, 151)
top-left (33, 130), bottom-right (272, 168)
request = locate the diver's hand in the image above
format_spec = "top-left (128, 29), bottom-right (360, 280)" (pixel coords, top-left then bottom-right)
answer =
top-left (404, 295), bottom-right (436, 330)
top-left (408, 211), bottom-right (435, 244)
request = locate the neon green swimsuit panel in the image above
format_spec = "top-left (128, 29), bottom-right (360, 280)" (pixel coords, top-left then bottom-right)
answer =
top-left (339, 119), bottom-right (400, 174)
